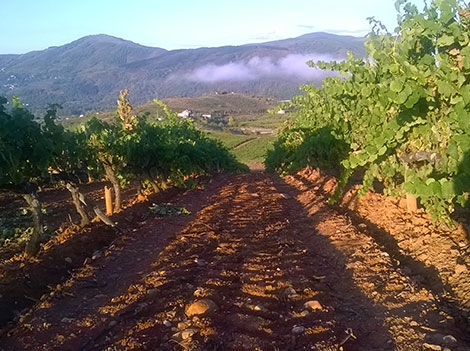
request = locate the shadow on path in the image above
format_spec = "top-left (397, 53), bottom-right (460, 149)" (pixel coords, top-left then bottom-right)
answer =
top-left (5, 172), bottom-right (467, 350)
top-left (289, 171), bottom-right (470, 346)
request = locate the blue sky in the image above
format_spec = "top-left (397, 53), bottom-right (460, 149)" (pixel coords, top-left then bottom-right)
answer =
top-left (1, 0), bottom-right (425, 54)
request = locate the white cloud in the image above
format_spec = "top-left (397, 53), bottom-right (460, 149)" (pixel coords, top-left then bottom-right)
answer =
top-left (181, 53), bottom-right (342, 83)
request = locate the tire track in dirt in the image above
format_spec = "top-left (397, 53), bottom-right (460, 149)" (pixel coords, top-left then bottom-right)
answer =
top-left (1, 173), bottom-right (469, 350)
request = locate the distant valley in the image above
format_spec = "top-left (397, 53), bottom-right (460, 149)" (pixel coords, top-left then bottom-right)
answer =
top-left (0, 33), bottom-right (365, 115)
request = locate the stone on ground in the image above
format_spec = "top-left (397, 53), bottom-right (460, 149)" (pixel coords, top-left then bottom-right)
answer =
top-left (185, 299), bottom-right (217, 317)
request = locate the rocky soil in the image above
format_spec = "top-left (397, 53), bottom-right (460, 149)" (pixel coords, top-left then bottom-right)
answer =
top-left (0, 171), bottom-right (469, 350)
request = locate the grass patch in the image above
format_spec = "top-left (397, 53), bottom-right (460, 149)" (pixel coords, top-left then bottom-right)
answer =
top-left (232, 135), bottom-right (275, 165)
top-left (237, 113), bottom-right (289, 130)
top-left (207, 131), bottom-right (253, 149)
top-left (207, 130), bottom-right (275, 166)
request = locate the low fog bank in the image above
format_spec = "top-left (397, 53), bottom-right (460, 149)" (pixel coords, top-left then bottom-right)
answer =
top-left (175, 53), bottom-right (343, 83)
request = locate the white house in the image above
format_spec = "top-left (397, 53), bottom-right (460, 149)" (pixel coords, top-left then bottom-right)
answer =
top-left (177, 109), bottom-right (194, 118)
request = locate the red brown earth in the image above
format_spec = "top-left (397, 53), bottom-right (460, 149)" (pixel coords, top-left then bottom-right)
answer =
top-left (0, 170), bottom-right (469, 350)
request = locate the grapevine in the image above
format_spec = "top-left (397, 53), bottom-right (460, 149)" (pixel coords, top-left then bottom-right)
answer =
top-left (0, 92), bottom-right (245, 255)
top-left (267, 0), bottom-right (470, 223)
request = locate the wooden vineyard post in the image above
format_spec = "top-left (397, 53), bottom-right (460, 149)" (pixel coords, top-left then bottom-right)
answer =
top-left (406, 194), bottom-right (417, 213)
top-left (403, 165), bottom-right (417, 213)
top-left (105, 186), bottom-right (113, 216)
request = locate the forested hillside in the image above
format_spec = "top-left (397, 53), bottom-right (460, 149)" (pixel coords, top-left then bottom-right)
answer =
top-left (0, 33), bottom-right (365, 114)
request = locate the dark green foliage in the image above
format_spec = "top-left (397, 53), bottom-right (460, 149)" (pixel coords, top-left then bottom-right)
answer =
top-left (42, 104), bottom-right (90, 182)
top-left (0, 98), bottom-right (56, 255)
top-left (0, 97), bottom-right (52, 187)
top-left (265, 127), bottom-right (348, 174)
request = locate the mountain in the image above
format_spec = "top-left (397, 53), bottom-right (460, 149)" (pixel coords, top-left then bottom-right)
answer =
top-left (0, 33), bottom-right (366, 114)
top-left (253, 32), bottom-right (365, 54)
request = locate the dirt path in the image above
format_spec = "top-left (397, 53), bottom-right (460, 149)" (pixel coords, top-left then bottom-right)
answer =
top-left (231, 138), bottom-right (256, 150)
top-left (1, 173), bottom-right (469, 350)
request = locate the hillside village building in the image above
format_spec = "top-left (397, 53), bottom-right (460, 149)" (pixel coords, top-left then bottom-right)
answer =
top-left (177, 109), bottom-right (194, 118)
